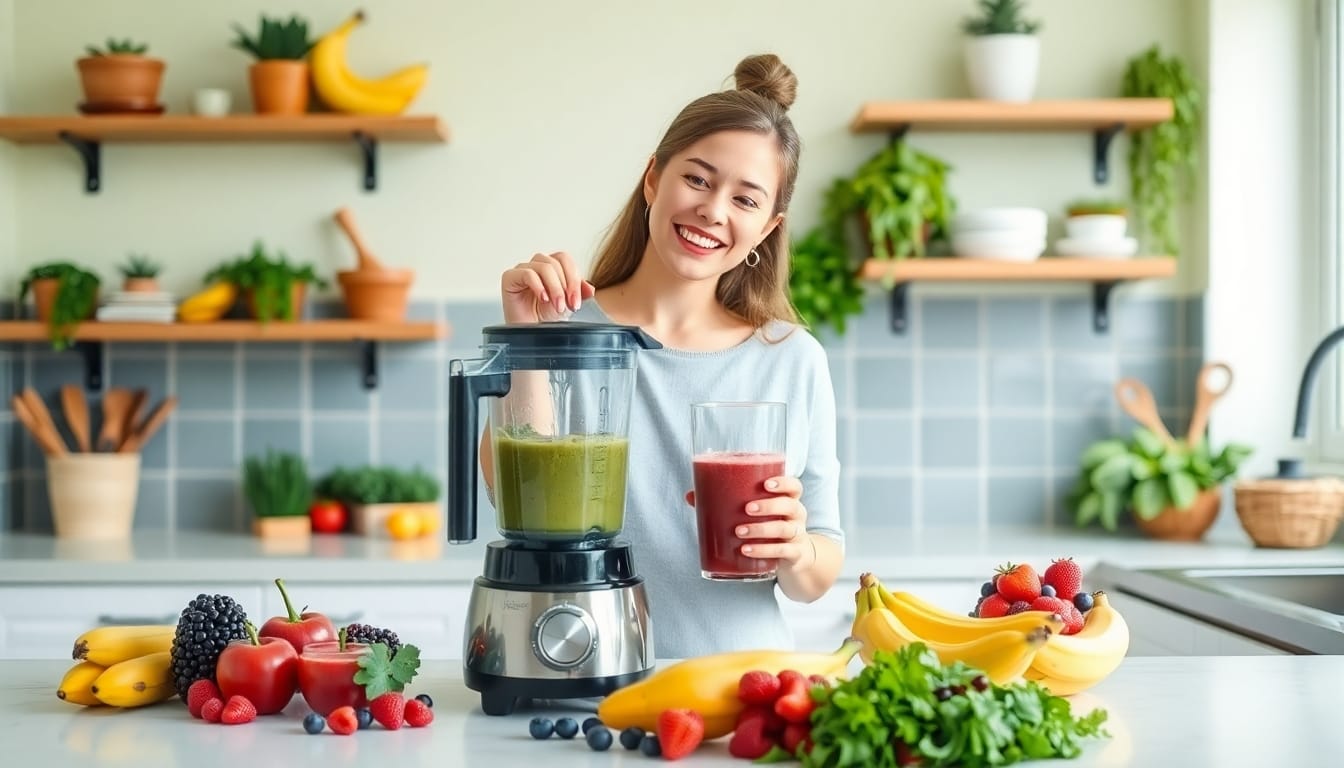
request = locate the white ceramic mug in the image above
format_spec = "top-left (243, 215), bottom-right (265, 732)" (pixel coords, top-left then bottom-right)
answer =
top-left (193, 88), bottom-right (232, 117)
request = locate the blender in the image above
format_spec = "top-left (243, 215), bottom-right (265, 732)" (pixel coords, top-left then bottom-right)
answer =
top-left (448, 322), bottom-right (661, 716)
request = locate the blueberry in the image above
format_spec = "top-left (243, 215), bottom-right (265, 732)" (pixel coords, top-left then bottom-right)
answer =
top-left (1040, 584), bottom-right (1056, 598)
top-left (554, 717), bottom-right (579, 739)
top-left (302, 712), bottom-right (326, 734)
top-left (585, 725), bottom-right (614, 751)
top-left (529, 717), bottom-right (555, 739)
top-left (980, 581), bottom-right (996, 597)
top-left (619, 726), bottom-right (646, 750)
top-left (581, 716), bottom-right (602, 735)
top-left (1073, 592), bottom-right (1094, 613)
top-left (639, 734), bottom-right (662, 757)
top-left (355, 707), bottom-right (373, 730)
top-left (415, 693), bottom-right (434, 709)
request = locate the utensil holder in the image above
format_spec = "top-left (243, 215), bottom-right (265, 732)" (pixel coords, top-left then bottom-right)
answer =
top-left (47, 453), bottom-right (140, 539)
top-left (1234, 476), bottom-right (1344, 548)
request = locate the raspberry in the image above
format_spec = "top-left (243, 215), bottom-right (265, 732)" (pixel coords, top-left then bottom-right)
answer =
top-left (369, 692), bottom-right (405, 730)
top-left (328, 706), bottom-right (359, 735)
top-left (404, 698), bottom-right (434, 727)
top-left (186, 679), bottom-right (221, 718)
top-left (1060, 604), bottom-right (1086, 635)
top-left (220, 695), bottom-right (257, 725)
top-left (200, 697), bottom-right (224, 723)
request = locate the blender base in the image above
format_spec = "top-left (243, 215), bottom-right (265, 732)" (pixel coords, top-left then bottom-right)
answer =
top-left (465, 668), bottom-right (652, 716)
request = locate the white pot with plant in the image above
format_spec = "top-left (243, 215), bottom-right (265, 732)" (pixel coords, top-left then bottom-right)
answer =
top-left (962, 0), bottom-right (1042, 102)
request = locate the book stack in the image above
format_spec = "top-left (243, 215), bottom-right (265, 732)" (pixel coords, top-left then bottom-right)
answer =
top-left (95, 291), bottom-right (178, 323)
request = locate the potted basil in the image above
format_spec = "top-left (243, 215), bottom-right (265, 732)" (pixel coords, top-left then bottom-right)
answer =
top-left (204, 241), bottom-right (327, 322)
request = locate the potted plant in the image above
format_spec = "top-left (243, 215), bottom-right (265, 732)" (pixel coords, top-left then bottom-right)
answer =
top-left (244, 450), bottom-right (313, 538)
top-left (962, 0), bottom-right (1042, 102)
top-left (118, 254), bottom-right (162, 293)
top-left (1063, 198), bottom-right (1130, 243)
top-left (315, 465), bottom-right (441, 537)
top-left (1068, 427), bottom-right (1253, 540)
top-left (204, 241), bottom-right (327, 322)
top-left (76, 39), bottom-right (165, 112)
top-left (1122, 45), bottom-right (1202, 257)
top-left (231, 14), bottom-right (315, 115)
top-left (787, 224), bottom-right (865, 336)
top-left (19, 263), bottom-right (101, 350)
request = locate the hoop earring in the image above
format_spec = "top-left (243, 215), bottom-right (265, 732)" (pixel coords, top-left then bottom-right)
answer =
top-left (644, 204), bottom-right (650, 226)
top-left (745, 249), bottom-right (761, 268)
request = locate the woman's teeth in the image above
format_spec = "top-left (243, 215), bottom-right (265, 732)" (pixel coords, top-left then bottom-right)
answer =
top-left (677, 226), bottom-right (723, 249)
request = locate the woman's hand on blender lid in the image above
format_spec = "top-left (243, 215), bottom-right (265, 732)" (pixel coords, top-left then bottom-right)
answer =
top-left (502, 251), bottom-right (596, 323)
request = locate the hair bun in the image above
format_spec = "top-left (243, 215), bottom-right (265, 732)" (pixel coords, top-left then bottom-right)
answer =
top-left (734, 54), bottom-right (797, 110)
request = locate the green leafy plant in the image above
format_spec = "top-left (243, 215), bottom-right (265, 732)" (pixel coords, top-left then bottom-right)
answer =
top-left (243, 450), bottom-right (313, 518)
top-left (1122, 45), bottom-right (1202, 256)
top-left (85, 39), bottom-right (148, 56)
top-left (1065, 198), bottom-right (1128, 217)
top-left (804, 643), bottom-right (1107, 767)
top-left (118, 254), bottom-right (161, 279)
top-left (962, 0), bottom-right (1040, 36)
top-left (353, 640), bottom-right (422, 700)
top-left (1068, 428), bottom-right (1253, 531)
top-left (205, 240), bottom-right (326, 322)
top-left (788, 225), bottom-right (865, 336)
top-left (18, 262), bottom-right (101, 351)
top-left (315, 466), bottom-right (441, 504)
top-left (230, 15), bottom-right (314, 61)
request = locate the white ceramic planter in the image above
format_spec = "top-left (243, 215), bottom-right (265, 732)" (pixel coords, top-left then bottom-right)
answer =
top-left (964, 34), bottom-right (1040, 102)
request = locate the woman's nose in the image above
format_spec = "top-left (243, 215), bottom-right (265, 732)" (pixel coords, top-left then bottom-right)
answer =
top-left (697, 195), bottom-right (728, 224)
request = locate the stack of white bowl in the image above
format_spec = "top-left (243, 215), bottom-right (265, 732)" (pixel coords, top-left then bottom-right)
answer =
top-left (1055, 214), bottom-right (1139, 259)
top-left (950, 208), bottom-right (1047, 261)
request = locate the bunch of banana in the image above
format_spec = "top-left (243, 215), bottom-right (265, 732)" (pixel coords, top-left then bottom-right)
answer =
top-left (1024, 591), bottom-right (1129, 696)
top-left (310, 11), bottom-right (429, 115)
top-left (58, 625), bottom-right (177, 708)
top-left (851, 573), bottom-right (1054, 684)
top-left (177, 282), bottom-right (237, 323)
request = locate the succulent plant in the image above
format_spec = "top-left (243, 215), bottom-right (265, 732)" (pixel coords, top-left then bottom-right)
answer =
top-left (85, 39), bottom-right (149, 56)
top-left (118, 254), bottom-right (161, 279)
top-left (962, 0), bottom-right (1041, 36)
top-left (231, 15), bottom-right (314, 61)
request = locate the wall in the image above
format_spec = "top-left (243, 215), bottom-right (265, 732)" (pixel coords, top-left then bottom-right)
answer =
top-left (1, 0), bottom-right (16, 531)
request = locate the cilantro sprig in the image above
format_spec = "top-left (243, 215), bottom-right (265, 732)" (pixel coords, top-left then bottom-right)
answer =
top-left (353, 642), bottom-right (422, 700)
top-left (803, 644), bottom-right (1108, 768)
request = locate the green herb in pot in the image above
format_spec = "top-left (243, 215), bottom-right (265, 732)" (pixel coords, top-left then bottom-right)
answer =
top-left (18, 262), bottom-right (101, 350)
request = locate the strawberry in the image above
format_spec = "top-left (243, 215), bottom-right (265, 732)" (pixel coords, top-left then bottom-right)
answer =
top-left (370, 692), bottom-right (406, 730)
top-left (994, 562), bottom-right (1041, 603)
top-left (186, 679), bottom-right (222, 718)
top-left (781, 721), bottom-right (812, 755)
top-left (403, 698), bottom-right (433, 727)
top-left (200, 697), bottom-right (224, 723)
top-left (1060, 604), bottom-right (1086, 635)
top-left (656, 708), bottom-right (705, 761)
top-left (328, 705), bottom-right (358, 735)
top-left (977, 594), bottom-right (1011, 618)
top-left (728, 712), bottom-right (776, 759)
top-left (220, 695), bottom-right (257, 725)
top-left (1006, 600), bottom-right (1033, 615)
top-left (773, 670), bottom-right (815, 724)
top-left (737, 670), bottom-right (782, 706)
top-left (1043, 557), bottom-right (1084, 601)
top-left (736, 705), bottom-right (785, 736)
top-left (1029, 595), bottom-right (1072, 619)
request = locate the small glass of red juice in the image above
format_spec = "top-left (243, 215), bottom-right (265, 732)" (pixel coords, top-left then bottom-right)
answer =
top-left (297, 641), bottom-right (370, 716)
top-left (691, 402), bottom-right (787, 581)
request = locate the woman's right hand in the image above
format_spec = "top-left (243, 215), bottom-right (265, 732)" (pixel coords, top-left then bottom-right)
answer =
top-left (501, 251), bottom-right (596, 323)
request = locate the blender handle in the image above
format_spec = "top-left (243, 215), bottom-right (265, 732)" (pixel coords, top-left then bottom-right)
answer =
top-left (448, 364), bottom-right (512, 544)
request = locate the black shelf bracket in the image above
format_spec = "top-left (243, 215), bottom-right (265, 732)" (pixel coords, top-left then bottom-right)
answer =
top-left (1092, 281), bottom-right (1119, 333)
top-left (353, 131), bottom-right (378, 191)
top-left (59, 132), bottom-right (102, 193)
top-left (1092, 123), bottom-right (1124, 185)
top-left (888, 282), bottom-right (911, 334)
top-left (887, 124), bottom-right (911, 145)
top-left (360, 340), bottom-right (379, 390)
top-left (76, 341), bottom-right (105, 390)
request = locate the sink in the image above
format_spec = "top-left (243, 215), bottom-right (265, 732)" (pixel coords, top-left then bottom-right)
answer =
top-left (1178, 567), bottom-right (1344, 617)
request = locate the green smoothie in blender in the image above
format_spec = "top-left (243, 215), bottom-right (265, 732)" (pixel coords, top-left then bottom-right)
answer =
top-left (493, 429), bottom-right (628, 540)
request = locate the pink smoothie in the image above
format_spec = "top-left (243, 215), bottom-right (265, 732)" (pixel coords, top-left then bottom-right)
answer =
top-left (692, 452), bottom-right (786, 579)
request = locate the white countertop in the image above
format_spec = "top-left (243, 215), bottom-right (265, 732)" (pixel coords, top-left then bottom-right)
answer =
top-left (3, 656), bottom-right (1341, 767)
top-left (2, 526), bottom-right (1343, 584)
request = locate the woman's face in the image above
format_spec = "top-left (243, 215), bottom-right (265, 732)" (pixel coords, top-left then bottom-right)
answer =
top-left (643, 130), bottom-right (784, 284)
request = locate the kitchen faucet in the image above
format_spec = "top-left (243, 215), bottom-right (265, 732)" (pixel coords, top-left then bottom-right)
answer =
top-left (1280, 325), bottom-right (1344, 478)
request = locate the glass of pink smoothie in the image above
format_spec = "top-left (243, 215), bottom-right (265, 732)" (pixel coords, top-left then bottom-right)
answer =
top-left (691, 402), bottom-right (787, 581)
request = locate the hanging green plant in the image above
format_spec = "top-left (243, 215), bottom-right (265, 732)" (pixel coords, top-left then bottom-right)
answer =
top-left (18, 262), bottom-right (101, 351)
top-left (1122, 45), bottom-right (1202, 256)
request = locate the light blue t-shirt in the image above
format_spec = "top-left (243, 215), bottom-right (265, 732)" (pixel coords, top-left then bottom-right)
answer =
top-left (571, 300), bottom-right (844, 658)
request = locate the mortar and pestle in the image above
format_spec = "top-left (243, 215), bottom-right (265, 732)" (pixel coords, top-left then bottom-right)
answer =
top-left (333, 207), bottom-right (415, 322)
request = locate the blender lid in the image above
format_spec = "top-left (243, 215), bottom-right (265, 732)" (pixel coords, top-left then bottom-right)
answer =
top-left (482, 322), bottom-right (662, 352)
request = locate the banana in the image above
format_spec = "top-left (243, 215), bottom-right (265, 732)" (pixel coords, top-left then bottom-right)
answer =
top-left (310, 11), bottom-right (427, 115)
top-left (177, 281), bottom-right (237, 322)
top-left (1026, 591), bottom-right (1129, 693)
top-left (90, 652), bottom-right (176, 708)
top-left (57, 661), bottom-right (106, 706)
top-left (1022, 668), bottom-right (1096, 696)
top-left (72, 625), bottom-right (175, 667)
top-left (879, 582), bottom-right (1065, 642)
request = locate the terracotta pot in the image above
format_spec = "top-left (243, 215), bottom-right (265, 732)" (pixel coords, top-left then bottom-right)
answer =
top-left (248, 60), bottom-right (310, 115)
top-left (76, 55), bottom-right (165, 108)
top-left (1134, 487), bottom-right (1223, 541)
top-left (252, 515), bottom-right (312, 538)
top-left (337, 269), bottom-right (414, 322)
top-left (245, 283), bottom-right (307, 322)
top-left (122, 277), bottom-right (160, 293)
top-left (30, 278), bottom-right (61, 322)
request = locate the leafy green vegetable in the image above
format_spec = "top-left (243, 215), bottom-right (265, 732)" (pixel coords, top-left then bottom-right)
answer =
top-left (803, 644), bottom-right (1108, 768)
top-left (315, 465), bottom-right (441, 504)
top-left (353, 642), bottom-right (422, 700)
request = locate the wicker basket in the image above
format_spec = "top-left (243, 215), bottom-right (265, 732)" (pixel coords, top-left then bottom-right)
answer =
top-left (1134, 487), bottom-right (1222, 541)
top-left (1233, 476), bottom-right (1344, 549)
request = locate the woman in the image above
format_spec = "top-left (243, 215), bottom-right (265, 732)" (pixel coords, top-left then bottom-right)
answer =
top-left (493, 53), bottom-right (844, 658)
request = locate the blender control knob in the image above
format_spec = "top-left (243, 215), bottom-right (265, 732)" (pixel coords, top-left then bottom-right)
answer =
top-left (533, 604), bottom-right (597, 670)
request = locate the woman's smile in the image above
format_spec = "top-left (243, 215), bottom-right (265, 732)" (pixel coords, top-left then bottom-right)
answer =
top-left (675, 224), bottom-right (726, 255)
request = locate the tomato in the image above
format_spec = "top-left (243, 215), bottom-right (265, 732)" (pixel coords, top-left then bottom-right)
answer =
top-left (309, 499), bottom-right (348, 534)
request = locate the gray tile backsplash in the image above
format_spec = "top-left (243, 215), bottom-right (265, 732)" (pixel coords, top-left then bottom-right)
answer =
top-left (2, 295), bottom-right (1199, 535)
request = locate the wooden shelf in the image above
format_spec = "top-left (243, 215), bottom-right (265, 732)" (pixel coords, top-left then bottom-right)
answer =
top-left (0, 114), bottom-right (449, 193)
top-left (858, 257), bottom-right (1177, 335)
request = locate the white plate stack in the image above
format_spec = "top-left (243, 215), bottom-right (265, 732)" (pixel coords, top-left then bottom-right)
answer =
top-left (95, 291), bottom-right (177, 323)
top-left (950, 208), bottom-right (1047, 261)
top-left (1055, 215), bottom-right (1139, 259)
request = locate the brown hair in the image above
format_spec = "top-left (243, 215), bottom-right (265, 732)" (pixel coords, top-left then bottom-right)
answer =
top-left (589, 54), bottom-right (803, 328)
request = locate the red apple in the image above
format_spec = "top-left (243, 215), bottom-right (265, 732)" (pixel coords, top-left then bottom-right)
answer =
top-left (259, 578), bottom-right (336, 655)
top-left (216, 621), bottom-right (298, 715)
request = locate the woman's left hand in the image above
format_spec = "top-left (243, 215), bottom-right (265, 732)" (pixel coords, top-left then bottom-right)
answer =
top-left (685, 476), bottom-right (811, 567)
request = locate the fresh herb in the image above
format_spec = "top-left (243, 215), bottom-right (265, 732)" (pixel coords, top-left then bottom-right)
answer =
top-left (18, 262), bottom-right (101, 351)
top-left (314, 465), bottom-right (440, 504)
top-left (353, 642), bottom-right (422, 700)
top-left (204, 240), bottom-right (325, 322)
top-left (803, 644), bottom-right (1108, 768)
top-left (242, 450), bottom-right (313, 518)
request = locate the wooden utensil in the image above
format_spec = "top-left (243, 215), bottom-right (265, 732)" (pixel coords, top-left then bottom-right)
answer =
top-left (119, 396), bottom-right (177, 454)
top-left (10, 394), bottom-right (67, 456)
top-left (334, 206), bottom-right (388, 272)
top-left (1114, 378), bottom-right (1175, 442)
top-left (1186, 362), bottom-right (1234, 444)
top-left (60, 384), bottom-right (91, 452)
top-left (21, 388), bottom-right (70, 455)
top-left (97, 388), bottom-right (132, 452)
top-left (121, 389), bottom-right (148, 451)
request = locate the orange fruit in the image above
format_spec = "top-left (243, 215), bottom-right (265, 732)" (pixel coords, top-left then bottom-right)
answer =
top-left (417, 508), bottom-right (441, 535)
top-left (385, 508), bottom-right (423, 540)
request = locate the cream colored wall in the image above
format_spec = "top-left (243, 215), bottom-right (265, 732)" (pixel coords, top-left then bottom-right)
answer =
top-left (2, 0), bottom-right (1197, 300)
top-left (0, 0), bottom-right (14, 274)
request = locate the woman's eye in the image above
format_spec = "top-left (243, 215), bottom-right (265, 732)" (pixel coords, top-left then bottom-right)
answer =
top-left (684, 174), bottom-right (709, 188)
top-left (736, 196), bottom-right (760, 210)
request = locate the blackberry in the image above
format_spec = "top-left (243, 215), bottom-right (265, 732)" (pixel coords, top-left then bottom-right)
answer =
top-left (344, 623), bottom-right (402, 658)
top-left (169, 593), bottom-right (249, 699)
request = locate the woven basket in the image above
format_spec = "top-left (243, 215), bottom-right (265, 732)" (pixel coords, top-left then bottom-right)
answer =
top-left (1233, 476), bottom-right (1344, 549)
top-left (1134, 487), bottom-right (1222, 541)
